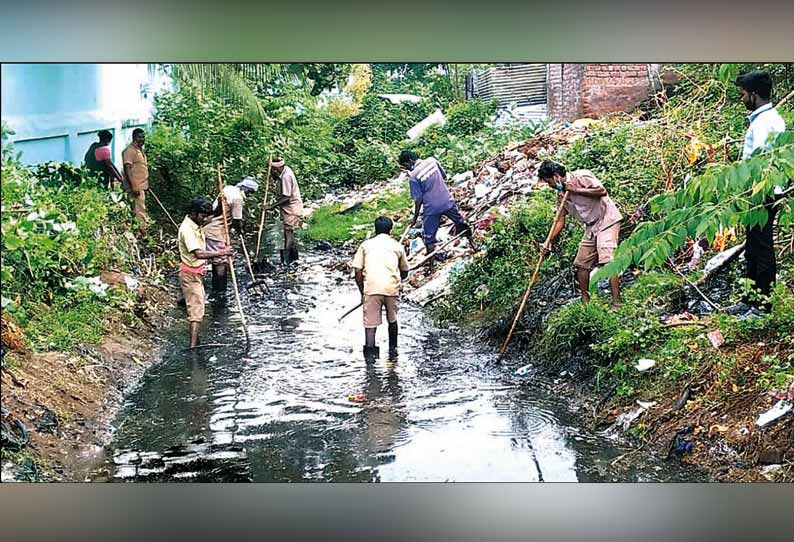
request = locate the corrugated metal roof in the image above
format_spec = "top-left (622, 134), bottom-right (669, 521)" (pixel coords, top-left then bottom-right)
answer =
top-left (469, 64), bottom-right (547, 106)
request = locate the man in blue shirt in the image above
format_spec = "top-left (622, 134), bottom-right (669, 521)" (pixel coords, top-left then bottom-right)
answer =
top-left (399, 150), bottom-right (477, 270)
top-left (726, 71), bottom-right (787, 316)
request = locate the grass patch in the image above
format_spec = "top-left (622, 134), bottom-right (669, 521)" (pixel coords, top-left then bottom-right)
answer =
top-left (25, 294), bottom-right (109, 351)
top-left (305, 189), bottom-right (412, 244)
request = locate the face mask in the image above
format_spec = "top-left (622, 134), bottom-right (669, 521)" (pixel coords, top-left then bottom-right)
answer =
top-left (554, 182), bottom-right (564, 191)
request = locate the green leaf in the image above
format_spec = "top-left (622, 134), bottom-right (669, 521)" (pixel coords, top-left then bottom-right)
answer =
top-left (4, 233), bottom-right (21, 250)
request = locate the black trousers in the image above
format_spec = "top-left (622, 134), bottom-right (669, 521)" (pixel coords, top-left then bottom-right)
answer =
top-left (744, 196), bottom-right (780, 304)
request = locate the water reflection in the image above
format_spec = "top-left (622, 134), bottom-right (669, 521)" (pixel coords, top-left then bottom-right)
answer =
top-left (100, 244), bottom-right (703, 483)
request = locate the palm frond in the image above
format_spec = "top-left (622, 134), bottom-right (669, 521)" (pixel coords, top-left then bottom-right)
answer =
top-left (163, 64), bottom-right (293, 126)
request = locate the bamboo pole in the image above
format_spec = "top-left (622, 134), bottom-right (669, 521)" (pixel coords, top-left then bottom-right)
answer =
top-left (499, 191), bottom-right (570, 356)
top-left (408, 229), bottom-right (470, 271)
top-left (148, 188), bottom-right (179, 229)
top-left (338, 301), bottom-right (362, 322)
top-left (254, 153), bottom-right (273, 260)
top-left (216, 164), bottom-right (250, 343)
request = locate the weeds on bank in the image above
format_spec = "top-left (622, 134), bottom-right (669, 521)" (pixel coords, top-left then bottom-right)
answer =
top-left (304, 189), bottom-right (412, 244)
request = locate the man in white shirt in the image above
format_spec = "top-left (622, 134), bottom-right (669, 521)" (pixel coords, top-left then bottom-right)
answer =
top-left (203, 176), bottom-right (259, 294)
top-left (351, 216), bottom-right (410, 360)
top-left (727, 71), bottom-right (787, 316)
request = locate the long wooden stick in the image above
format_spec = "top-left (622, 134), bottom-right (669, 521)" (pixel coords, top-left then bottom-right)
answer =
top-left (216, 164), bottom-right (250, 343)
top-left (254, 153), bottom-right (273, 260)
top-left (499, 192), bottom-right (570, 356)
top-left (338, 301), bottom-right (362, 322)
top-left (399, 224), bottom-right (412, 243)
top-left (776, 88), bottom-right (794, 109)
top-left (409, 229), bottom-right (470, 271)
top-left (148, 188), bottom-right (179, 229)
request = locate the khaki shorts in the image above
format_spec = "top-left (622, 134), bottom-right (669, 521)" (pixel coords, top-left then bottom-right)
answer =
top-left (282, 212), bottom-right (303, 230)
top-left (180, 271), bottom-right (206, 322)
top-left (205, 237), bottom-right (228, 265)
top-left (574, 223), bottom-right (620, 270)
top-left (363, 294), bottom-right (399, 328)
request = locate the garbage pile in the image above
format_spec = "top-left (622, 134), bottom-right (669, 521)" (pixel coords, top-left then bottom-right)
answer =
top-left (309, 122), bottom-right (597, 305)
top-left (403, 126), bottom-right (587, 305)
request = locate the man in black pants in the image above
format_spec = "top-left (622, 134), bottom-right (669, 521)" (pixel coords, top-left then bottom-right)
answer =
top-left (725, 71), bottom-right (787, 317)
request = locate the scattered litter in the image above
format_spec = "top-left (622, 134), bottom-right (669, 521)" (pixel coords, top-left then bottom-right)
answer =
top-left (661, 312), bottom-right (699, 326)
top-left (409, 238), bottom-right (425, 256)
top-left (348, 394), bottom-right (368, 404)
top-left (615, 405), bottom-right (646, 430)
top-left (407, 109), bottom-right (446, 140)
top-left (760, 464), bottom-right (783, 480)
top-left (707, 330), bottom-right (724, 349)
top-left (451, 171), bottom-right (474, 185)
top-left (767, 382), bottom-right (794, 402)
top-left (635, 358), bottom-right (656, 372)
top-left (208, 355), bottom-right (217, 362)
top-left (513, 364), bottom-right (533, 376)
top-left (636, 400), bottom-right (657, 410)
top-left (755, 400), bottom-right (793, 428)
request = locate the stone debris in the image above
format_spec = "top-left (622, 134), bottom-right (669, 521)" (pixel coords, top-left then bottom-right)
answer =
top-left (315, 123), bottom-right (599, 302)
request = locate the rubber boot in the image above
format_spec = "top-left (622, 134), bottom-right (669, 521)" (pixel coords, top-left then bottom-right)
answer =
top-left (289, 246), bottom-right (299, 265)
top-left (212, 271), bottom-right (228, 295)
top-left (279, 249), bottom-right (286, 266)
top-left (388, 322), bottom-right (398, 359)
top-left (363, 346), bottom-right (380, 360)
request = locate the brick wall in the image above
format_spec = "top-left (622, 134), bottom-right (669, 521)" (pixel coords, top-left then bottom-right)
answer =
top-left (581, 64), bottom-right (654, 118)
top-left (547, 63), bottom-right (658, 122)
top-left (547, 63), bottom-right (585, 122)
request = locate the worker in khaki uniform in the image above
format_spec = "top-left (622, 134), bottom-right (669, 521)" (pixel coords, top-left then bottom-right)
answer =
top-left (266, 158), bottom-right (303, 266)
top-left (352, 216), bottom-right (410, 360)
top-left (122, 128), bottom-right (150, 227)
top-left (178, 197), bottom-right (234, 348)
top-left (539, 160), bottom-right (623, 308)
top-left (203, 177), bottom-right (259, 294)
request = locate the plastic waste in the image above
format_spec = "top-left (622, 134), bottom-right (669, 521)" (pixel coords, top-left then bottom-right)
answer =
top-left (348, 394), bottom-right (368, 404)
top-left (635, 358), bottom-right (656, 372)
top-left (674, 440), bottom-right (693, 455)
top-left (756, 400), bottom-right (793, 428)
top-left (513, 364), bottom-right (533, 376)
top-left (707, 330), bottom-right (724, 349)
top-left (409, 238), bottom-right (425, 256)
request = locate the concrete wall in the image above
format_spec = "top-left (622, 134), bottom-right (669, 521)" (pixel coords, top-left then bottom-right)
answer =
top-left (1, 64), bottom-right (171, 166)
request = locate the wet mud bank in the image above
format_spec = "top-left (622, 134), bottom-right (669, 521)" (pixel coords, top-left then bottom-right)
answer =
top-left (1, 284), bottom-right (178, 482)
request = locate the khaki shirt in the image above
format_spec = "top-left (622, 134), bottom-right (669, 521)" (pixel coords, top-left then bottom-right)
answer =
top-left (277, 166), bottom-right (304, 224)
top-left (178, 216), bottom-right (206, 268)
top-left (203, 185), bottom-right (245, 241)
top-left (559, 170), bottom-right (622, 238)
top-left (122, 143), bottom-right (149, 191)
top-left (351, 234), bottom-right (410, 296)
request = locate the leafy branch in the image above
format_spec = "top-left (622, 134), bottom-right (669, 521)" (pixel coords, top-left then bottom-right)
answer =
top-left (591, 131), bottom-right (794, 284)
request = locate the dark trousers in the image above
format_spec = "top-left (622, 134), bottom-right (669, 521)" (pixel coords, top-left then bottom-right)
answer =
top-left (423, 205), bottom-right (470, 249)
top-left (744, 196), bottom-right (780, 305)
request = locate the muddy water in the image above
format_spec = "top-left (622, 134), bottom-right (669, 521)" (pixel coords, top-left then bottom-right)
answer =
top-left (94, 247), bottom-right (703, 482)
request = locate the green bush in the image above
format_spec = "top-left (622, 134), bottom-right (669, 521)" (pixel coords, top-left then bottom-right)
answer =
top-left (445, 99), bottom-right (497, 136)
top-left (304, 190), bottom-right (412, 244)
top-left (1, 140), bottom-right (135, 350)
top-left (539, 300), bottom-right (620, 367)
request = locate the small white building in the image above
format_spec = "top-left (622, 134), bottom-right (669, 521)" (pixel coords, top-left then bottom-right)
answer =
top-left (1, 64), bottom-right (171, 166)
